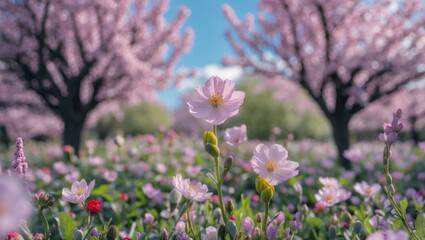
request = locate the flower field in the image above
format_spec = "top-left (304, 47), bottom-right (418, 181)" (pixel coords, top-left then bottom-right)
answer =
top-left (1, 77), bottom-right (425, 240)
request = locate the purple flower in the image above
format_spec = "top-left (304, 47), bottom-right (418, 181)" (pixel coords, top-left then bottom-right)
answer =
top-left (187, 76), bottom-right (245, 125)
top-left (172, 174), bottom-right (212, 202)
top-left (62, 179), bottom-right (95, 204)
top-left (241, 217), bottom-right (254, 237)
top-left (203, 226), bottom-right (218, 240)
top-left (11, 138), bottom-right (28, 179)
top-left (250, 143), bottom-right (299, 186)
top-left (367, 230), bottom-right (408, 240)
top-left (144, 213), bottom-right (154, 225)
top-left (266, 225), bottom-right (279, 240)
top-left (379, 109), bottom-right (403, 144)
top-left (354, 182), bottom-right (381, 198)
top-left (224, 124), bottom-right (247, 147)
top-left (0, 176), bottom-right (33, 239)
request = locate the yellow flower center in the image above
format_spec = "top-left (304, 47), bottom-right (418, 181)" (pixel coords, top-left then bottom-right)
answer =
top-left (327, 183), bottom-right (335, 188)
top-left (365, 188), bottom-right (372, 195)
top-left (208, 93), bottom-right (224, 108)
top-left (189, 184), bottom-right (198, 192)
top-left (75, 188), bottom-right (85, 196)
top-left (265, 160), bottom-right (277, 173)
top-left (325, 195), bottom-right (334, 203)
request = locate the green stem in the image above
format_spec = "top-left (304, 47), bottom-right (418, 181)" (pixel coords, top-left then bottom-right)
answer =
top-left (83, 215), bottom-right (94, 240)
top-left (213, 125), bottom-right (228, 224)
top-left (262, 202), bottom-right (270, 238)
top-left (38, 209), bottom-right (50, 240)
top-left (186, 201), bottom-right (196, 239)
top-left (383, 144), bottom-right (419, 240)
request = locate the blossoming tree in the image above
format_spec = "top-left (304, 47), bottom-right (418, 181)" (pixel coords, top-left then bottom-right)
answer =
top-left (0, 0), bottom-right (193, 153)
top-left (223, 0), bottom-right (425, 168)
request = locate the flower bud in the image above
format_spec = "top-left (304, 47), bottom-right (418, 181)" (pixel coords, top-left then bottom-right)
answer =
top-left (205, 143), bottom-right (220, 158)
top-left (227, 220), bottom-right (237, 238)
top-left (374, 209), bottom-right (385, 217)
top-left (7, 232), bottom-right (24, 240)
top-left (169, 189), bottom-right (182, 205)
top-left (225, 200), bottom-right (234, 215)
top-left (218, 224), bottom-right (226, 240)
top-left (223, 156), bottom-right (233, 171)
top-left (260, 185), bottom-right (274, 203)
top-left (106, 225), bottom-right (119, 240)
top-left (144, 212), bottom-right (154, 225)
top-left (293, 182), bottom-right (303, 193)
top-left (114, 134), bottom-right (125, 147)
top-left (353, 221), bottom-right (363, 234)
top-left (159, 228), bottom-right (168, 240)
top-left (203, 131), bottom-right (218, 146)
top-left (256, 213), bottom-right (262, 223)
top-left (73, 230), bottom-right (84, 240)
top-left (328, 225), bottom-right (337, 240)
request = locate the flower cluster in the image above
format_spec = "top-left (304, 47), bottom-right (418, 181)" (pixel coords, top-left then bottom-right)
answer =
top-left (315, 177), bottom-right (351, 207)
top-left (378, 109), bottom-right (403, 144)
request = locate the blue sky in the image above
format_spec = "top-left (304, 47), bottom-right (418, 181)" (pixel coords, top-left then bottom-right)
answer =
top-left (157, 1), bottom-right (258, 110)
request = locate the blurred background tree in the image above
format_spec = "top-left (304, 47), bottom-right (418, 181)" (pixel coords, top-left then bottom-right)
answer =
top-left (92, 102), bottom-right (172, 139)
top-left (0, 0), bottom-right (193, 153)
top-left (224, 0), bottom-right (425, 168)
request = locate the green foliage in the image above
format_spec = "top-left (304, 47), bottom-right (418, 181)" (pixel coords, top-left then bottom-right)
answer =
top-left (223, 78), bottom-right (330, 140)
top-left (91, 102), bottom-right (172, 138)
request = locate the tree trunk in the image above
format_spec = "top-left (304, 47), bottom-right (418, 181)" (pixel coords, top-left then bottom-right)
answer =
top-left (331, 116), bottom-right (352, 169)
top-left (0, 125), bottom-right (10, 149)
top-left (63, 117), bottom-right (86, 155)
top-left (409, 117), bottom-right (420, 146)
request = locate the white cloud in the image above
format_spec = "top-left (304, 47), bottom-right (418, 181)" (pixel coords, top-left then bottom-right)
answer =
top-left (176, 64), bottom-right (244, 93)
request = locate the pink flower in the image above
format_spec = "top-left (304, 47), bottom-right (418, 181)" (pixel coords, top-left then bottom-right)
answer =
top-left (319, 177), bottom-right (340, 188)
top-left (187, 76), bottom-right (245, 125)
top-left (367, 230), bottom-right (408, 240)
top-left (62, 179), bottom-right (95, 204)
top-left (250, 143), bottom-right (299, 186)
top-left (354, 181), bottom-right (381, 198)
top-left (172, 174), bottom-right (212, 202)
top-left (315, 187), bottom-right (351, 207)
top-left (224, 124), bottom-right (247, 147)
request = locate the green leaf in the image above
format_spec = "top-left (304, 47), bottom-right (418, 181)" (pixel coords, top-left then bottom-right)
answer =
top-left (415, 212), bottom-right (425, 239)
top-left (201, 168), bottom-right (218, 185)
top-left (55, 213), bottom-right (75, 240)
top-left (400, 198), bottom-right (408, 218)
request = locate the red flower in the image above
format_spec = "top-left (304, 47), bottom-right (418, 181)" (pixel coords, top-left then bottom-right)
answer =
top-left (120, 192), bottom-right (129, 202)
top-left (123, 238), bottom-right (131, 240)
top-left (86, 199), bottom-right (102, 215)
top-left (230, 215), bottom-right (236, 221)
top-left (7, 232), bottom-right (23, 240)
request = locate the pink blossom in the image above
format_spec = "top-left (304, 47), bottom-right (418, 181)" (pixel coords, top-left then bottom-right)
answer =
top-left (315, 187), bottom-right (351, 207)
top-left (367, 230), bottom-right (408, 240)
top-left (172, 174), bottom-right (212, 202)
top-left (103, 170), bottom-right (118, 182)
top-left (354, 182), bottom-right (381, 198)
top-left (62, 179), bottom-right (95, 204)
top-left (224, 124), bottom-right (247, 147)
top-left (319, 177), bottom-right (340, 188)
top-left (11, 138), bottom-right (28, 179)
top-left (187, 76), bottom-right (245, 125)
top-left (142, 183), bottom-right (163, 203)
top-left (250, 143), bottom-right (299, 186)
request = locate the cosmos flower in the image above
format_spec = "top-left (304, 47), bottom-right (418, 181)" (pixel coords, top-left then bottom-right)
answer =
top-left (187, 76), bottom-right (245, 125)
top-left (172, 174), bottom-right (212, 202)
top-left (62, 179), bottom-right (95, 204)
top-left (354, 182), bottom-right (381, 198)
top-left (250, 143), bottom-right (299, 186)
top-left (315, 187), bottom-right (352, 207)
top-left (224, 124), bottom-right (248, 147)
top-left (0, 176), bottom-right (33, 239)
top-left (318, 177), bottom-right (340, 189)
